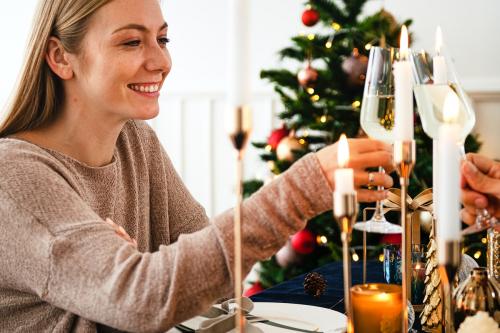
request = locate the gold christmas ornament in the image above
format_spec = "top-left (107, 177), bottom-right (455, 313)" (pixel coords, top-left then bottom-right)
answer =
top-left (276, 136), bottom-right (307, 162)
top-left (297, 63), bottom-right (319, 88)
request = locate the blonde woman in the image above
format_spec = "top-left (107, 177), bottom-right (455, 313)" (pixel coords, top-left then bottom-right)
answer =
top-left (0, 0), bottom-right (394, 331)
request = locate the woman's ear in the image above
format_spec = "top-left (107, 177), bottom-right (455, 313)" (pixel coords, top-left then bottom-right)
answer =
top-left (45, 37), bottom-right (74, 80)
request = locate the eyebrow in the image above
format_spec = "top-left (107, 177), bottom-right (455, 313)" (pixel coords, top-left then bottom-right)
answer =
top-left (112, 22), bottom-right (168, 34)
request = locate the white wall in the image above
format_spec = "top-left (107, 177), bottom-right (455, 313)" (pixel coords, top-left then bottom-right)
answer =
top-left (1, 0), bottom-right (499, 216)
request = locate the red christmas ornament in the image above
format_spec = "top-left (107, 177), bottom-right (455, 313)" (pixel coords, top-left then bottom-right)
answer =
top-left (291, 229), bottom-right (316, 255)
top-left (301, 8), bottom-right (320, 27)
top-left (267, 125), bottom-right (290, 150)
top-left (380, 233), bottom-right (402, 245)
top-left (243, 281), bottom-right (264, 297)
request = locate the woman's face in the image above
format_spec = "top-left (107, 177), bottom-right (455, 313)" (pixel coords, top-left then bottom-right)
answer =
top-left (70, 0), bottom-right (171, 121)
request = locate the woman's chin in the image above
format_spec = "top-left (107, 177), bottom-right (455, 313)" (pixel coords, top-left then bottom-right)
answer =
top-left (132, 107), bottom-right (160, 121)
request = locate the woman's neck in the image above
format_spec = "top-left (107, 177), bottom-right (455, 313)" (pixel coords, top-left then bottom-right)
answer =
top-left (13, 107), bottom-right (126, 167)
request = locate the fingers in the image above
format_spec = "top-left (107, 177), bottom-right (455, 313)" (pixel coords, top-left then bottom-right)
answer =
top-left (105, 218), bottom-right (137, 247)
top-left (348, 138), bottom-right (392, 154)
top-left (465, 153), bottom-right (495, 175)
top-left (461, 160), bottom-right (500, 197)
top-left (460, 209), bottom-right (476, 226)
top-left (357, 189), bottom-right (388, 203)
top-left (354, 171), bottom-right (393, 189)
top-left (349, 151), bottom-right (393, 171)
top-left (461, 189), bottom-right (488, 209)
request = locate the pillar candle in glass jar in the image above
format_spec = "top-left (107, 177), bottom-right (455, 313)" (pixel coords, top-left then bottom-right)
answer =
top-left (351, 283), bottom-right (403, 333)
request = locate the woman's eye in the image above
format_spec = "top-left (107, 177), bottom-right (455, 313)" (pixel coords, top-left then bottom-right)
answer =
top-left (158, 37), bottom-right (170, 46)
top-left (124, 40), bottom-right (141, 47)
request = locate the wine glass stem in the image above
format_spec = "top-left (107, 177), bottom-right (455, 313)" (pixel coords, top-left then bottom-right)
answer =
top-left (459, 144), bottom-right (466, 160)
top-left (372, 166), bottom-right (386, 221)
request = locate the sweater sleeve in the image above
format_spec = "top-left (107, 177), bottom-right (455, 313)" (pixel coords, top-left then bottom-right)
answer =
top-left (0, 144), bottom-right (332, 332)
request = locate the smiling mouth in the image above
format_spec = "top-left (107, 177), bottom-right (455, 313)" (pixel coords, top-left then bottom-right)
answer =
top-left (127, 83), bottom-right (161, 93)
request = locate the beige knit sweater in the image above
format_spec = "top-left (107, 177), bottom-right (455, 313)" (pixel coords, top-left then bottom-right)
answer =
top-left (0, 120), bottom-right (332, 333)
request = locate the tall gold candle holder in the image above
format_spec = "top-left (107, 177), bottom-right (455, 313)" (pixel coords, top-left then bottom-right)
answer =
top-left (393, 140), bottom-right (416, 333)
top-left (438, 240), bottom-right (461, 332)
top-left (333, 192), bottom-right (358, 333)
top-left (228, 106), bottom-right (252, 333)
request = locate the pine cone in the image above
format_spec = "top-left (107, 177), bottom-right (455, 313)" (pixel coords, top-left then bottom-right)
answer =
top-left (303, 272), bottom-right (327, 298)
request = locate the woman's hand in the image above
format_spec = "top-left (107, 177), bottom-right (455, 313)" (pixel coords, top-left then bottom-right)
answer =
top-left (316, 138), bottom-right (394, 202)
top-left (104, 218), bottom-right (138, 247)
top-left (460, 153), bottom-right (500, 225)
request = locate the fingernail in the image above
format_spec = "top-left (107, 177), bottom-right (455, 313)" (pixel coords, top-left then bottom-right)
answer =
top-left (464, 161), bottom-right (477, 174)
top-left (474, 197), bottom-right (487, 208)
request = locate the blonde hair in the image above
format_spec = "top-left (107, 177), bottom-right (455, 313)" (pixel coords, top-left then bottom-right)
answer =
top-left (0, 0), bottom-right (111, 137)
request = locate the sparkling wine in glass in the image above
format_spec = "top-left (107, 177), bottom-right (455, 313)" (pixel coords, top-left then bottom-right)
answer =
top-left (411, 49), bottom-right (497, 235)
top-left (356, 46), bottom-right (402, 234)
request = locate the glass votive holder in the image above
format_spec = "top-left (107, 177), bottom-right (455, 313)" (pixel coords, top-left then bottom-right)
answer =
top-left (410, 244), bottom-right (426, 305)
top-left (383, 244), bottom-right (402, 284)
top-left (351, 283), bottom-right (403, 333)
top-left (383, 244), bottom-right (427, 306)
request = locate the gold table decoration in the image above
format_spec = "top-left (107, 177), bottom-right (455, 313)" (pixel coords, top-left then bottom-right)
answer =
top-left (227, 105), bottom-right (252, 333)
top-left (420, 216), bottom-right (443, 332)
top-left (393, 139), bottom-right (416, 333)
top-left (334, 192), bottom-right (358, 333)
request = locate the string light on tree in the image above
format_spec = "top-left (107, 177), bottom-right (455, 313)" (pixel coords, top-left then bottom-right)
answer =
top-left (331, 22), bottom-right (341, 30)
top-left (325, 35), bottom-right (334, 49)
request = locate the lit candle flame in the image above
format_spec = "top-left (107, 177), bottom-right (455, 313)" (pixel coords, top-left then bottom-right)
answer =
top-left (337, 134), bottom-right (350, 168)
top-left (375, 292), bottom-right (390, 301)
top-left (400, 25), bottom-right (409, 60)
top-left (443, 92), bottom-right (459, 123)
top-left (435, 26), bottom-right (443, 55)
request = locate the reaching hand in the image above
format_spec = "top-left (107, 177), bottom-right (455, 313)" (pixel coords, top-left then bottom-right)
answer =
top-left (104, 218), bottom-right (138, 247)
top-left (460, 153), bottom-right (500, 225)
top-left (316, 138), bottom-right (394, 202)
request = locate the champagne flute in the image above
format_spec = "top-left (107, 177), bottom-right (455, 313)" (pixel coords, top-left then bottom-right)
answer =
top-left (356, 46), bottom-right (402, 234)
top-left (411, 49), bottom-right (497, 235)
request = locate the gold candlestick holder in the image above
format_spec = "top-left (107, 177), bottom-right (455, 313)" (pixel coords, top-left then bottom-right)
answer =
top-left (333, 192), bottom-right (358, 333)
top-left (438, 240), bottom-right (461, 333)
top-left (393, 140), bottom-right (416, 333)
top-left (228, 105), bottom-right (252, 333)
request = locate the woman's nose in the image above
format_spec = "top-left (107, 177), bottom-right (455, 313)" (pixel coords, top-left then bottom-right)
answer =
top-left (144, 44), bottom-right (171, 74)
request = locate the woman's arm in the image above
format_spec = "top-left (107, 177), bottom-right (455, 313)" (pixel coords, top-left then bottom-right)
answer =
top-left (0, 144), bottom-right (332, 332)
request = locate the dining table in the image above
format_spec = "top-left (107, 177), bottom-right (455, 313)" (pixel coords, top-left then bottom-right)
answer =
top-left (250, 260), bottom-right (384, 314)
top-left (171, 260), bottom-right (422, 332)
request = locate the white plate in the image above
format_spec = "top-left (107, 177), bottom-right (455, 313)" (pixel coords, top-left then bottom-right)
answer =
top-left (167, 302), bottom-right (346, 333)
top-left (245, 302), bottom-right (346, 332)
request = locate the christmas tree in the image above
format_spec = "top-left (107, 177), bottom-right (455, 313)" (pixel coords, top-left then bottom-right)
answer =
top-left (244, 0), bottom-right (482, 290)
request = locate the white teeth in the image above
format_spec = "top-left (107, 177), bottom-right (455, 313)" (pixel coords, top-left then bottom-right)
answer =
top-left (129, 84), bottom-right (160, 93)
